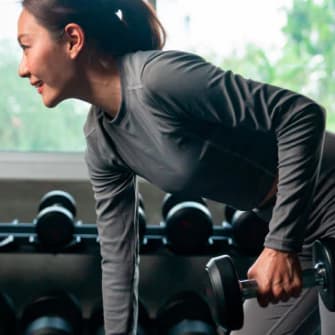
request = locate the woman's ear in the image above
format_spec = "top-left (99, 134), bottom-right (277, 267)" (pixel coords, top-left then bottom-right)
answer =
top-left (63, 23), bottom-right (85, 59)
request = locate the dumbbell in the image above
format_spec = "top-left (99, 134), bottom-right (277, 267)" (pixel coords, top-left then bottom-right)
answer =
top-left (205, 238), bottom-right (335, 331)
top-left (161, 193), bottom-right (213, 254)
top-left (223, 207), bottom-right (268, 256)
top-left (20, 290), bottom-right (82, 335)
top-left (88, 299), bottom-right (151, 335)
top-left (0, 292), bottom-right (16, 335)
top-left (155, 291), bottom-right (217, 335)
top-left (35, 190), bottom-right (76, 250)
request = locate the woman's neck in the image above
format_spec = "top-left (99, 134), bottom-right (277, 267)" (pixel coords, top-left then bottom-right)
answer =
top-left (75, 56), bottom-right (122, 118)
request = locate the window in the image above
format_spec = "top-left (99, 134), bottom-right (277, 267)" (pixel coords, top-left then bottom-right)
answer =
top-left (0, 1), bottom-right (89, 153)
top-left (1, 0), bottom-right (334, 154)
top-left (157, 0), bottom-right (335, 130)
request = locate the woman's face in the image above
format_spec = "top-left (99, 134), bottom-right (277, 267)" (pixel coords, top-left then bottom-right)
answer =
top-left (17, 9), bottom-right (77, 108)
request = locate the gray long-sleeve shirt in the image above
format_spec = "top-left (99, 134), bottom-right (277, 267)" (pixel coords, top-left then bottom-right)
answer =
top-left (84, 50), bottom-right (326, 334)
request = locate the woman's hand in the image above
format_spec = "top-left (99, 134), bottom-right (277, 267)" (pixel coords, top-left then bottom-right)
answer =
top-left (247, 247), bottom-right (303, 307)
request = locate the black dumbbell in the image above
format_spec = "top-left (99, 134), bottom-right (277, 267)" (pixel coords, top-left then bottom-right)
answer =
top-left (88, 299), bottom-right (151, 335)
top-left (20, 290), bottom-right (82, 335)
top-left (230, 210), bottom-right (268, 256)
top-left (161, 193), bottom-right (213, 254)
top-left (222, 208), bottom-right (268, 256)
top-left (35, 190), bottom-right (76, 250)
top-left (0, 292), bottom-right (16, 335)
top-left (205, 238), bottom-right (335, 331)
top-left (155, 291), bottom-right (217, 335)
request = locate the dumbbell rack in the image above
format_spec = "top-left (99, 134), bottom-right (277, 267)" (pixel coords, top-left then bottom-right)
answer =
top-left (0, 220), bottom-right (233, 255)
top-left (0, 190), bottom-right (256, 335)
top-left (0, 221), bottom-right (246, 335)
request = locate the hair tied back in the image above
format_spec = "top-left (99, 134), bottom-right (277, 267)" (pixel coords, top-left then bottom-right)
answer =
top-left (99, 0), bottom-right (121, 13)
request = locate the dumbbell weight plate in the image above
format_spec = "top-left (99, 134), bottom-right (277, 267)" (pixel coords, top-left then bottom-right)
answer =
top-left (36, 191), bottom-right (76, 249)
top-left (167, 320), bottom-right (216, 335)
top-left (162, 193), bottom-right (207, 220)
top-left (313, 238), bottom-right (335, 311)
top-left (0, 293), bottom-right (16, 335)
top-left (205, 255), bottom-right (243, 331)
top-left (155, 291), bottom-right (217, 335)
top-left (35, 206), bottom-right (75, 249)
top-left (162, 194), bottom-right (212, 253)
top-left (20, 291), bottom-right (82, 335)
top-left (231, 211), bottom-right (269, 256)
top-left (166, 202), bottom-right (213, 253)
top-left (24, 317), bottom-right (72, 335)
top-left (38, 191), bottom-right (76, 218)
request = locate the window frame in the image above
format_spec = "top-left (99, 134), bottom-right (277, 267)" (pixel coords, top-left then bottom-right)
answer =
top-left (0, 152), bottom-right (88, 180)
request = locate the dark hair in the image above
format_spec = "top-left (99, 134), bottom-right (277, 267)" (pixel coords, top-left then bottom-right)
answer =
top-left (21, 0), bottom-right (166, 56)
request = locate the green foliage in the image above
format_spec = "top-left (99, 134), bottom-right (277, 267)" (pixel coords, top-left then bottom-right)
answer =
top-left (211, 0), bottom-right (335, 131)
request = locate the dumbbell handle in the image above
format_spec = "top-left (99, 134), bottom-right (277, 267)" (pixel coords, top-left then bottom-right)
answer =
top-left (240, 262), bottom-right (327, 300)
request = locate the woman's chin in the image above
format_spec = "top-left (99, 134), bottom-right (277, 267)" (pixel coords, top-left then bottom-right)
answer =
top-left (42, 95), bottom-right (64, 108)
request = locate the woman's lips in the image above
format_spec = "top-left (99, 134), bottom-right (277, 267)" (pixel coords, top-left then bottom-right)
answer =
top-left (37, 84), bottom-right (43, 94)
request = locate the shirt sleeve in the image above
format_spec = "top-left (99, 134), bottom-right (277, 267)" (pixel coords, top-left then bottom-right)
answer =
top-left (84, 126), bottom-right (139, 335)
top-left (142, 50), bottom-right (326, 252)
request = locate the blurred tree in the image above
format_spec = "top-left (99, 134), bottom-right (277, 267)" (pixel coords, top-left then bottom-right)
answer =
top-left (216, 0), bottom-right (335, 130)
top-left (282, 0), bottom-right (335, 128)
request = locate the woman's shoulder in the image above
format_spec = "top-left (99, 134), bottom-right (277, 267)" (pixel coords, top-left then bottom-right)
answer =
top-left (122, 49), bottom-right (206, 77)
top-left (123, 50), bottom-right (208, 95)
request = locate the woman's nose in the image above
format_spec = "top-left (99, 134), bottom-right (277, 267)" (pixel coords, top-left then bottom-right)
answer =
top-left (18, 57), bottom-right (30, 78)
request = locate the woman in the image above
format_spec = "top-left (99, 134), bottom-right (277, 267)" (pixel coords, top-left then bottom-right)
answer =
top-left (17, 0), bottom-right (334, 334)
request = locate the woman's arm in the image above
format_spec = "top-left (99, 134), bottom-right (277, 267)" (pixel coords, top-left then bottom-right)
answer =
top-left (85, 125), bottom-right (139, 335)
top-left (142, 50), bottom-right (326, 253)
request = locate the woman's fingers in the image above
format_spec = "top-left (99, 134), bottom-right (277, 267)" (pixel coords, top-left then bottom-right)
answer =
top-left (248, 247), bottom-right (303, 307)
top-left (257, 280), bottom-right (298, 306)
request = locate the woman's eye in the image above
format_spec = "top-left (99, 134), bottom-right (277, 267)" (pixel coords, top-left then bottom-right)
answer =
top-left (20, 44), bottom-right (29, 50)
